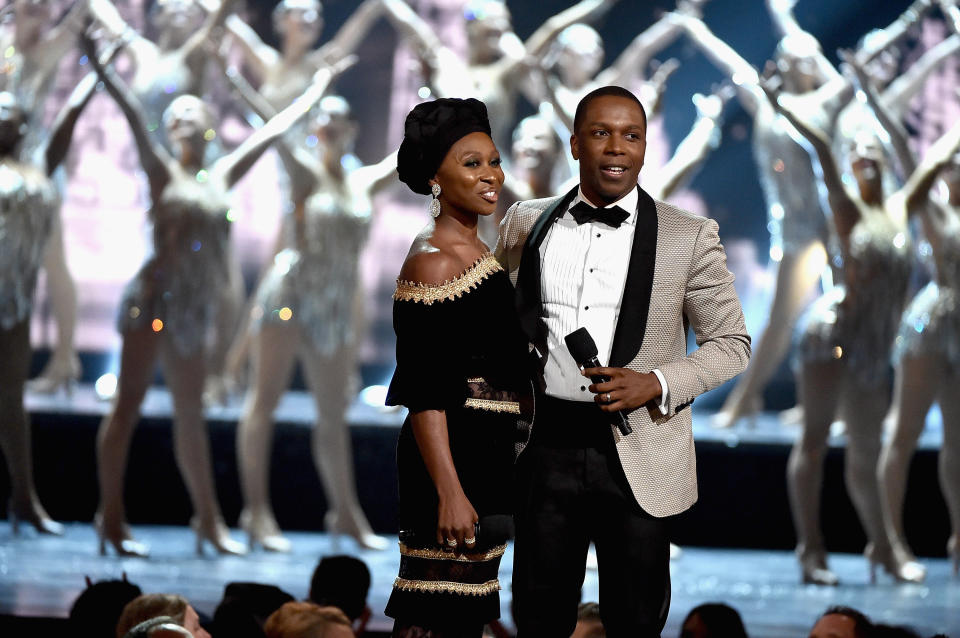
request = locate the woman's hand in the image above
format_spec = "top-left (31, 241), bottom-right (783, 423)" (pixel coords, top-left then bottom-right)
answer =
top-left (436, 490), bottom-right (478, 552)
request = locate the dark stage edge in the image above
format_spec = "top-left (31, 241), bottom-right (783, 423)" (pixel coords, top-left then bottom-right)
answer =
top-left (1, 522), bottom-right (958, 637)
top-left (13, 384), bottom-right (951, 556)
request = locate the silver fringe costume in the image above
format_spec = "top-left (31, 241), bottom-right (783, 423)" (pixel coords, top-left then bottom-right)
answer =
top-left (0, 162), bottom-right (58, 329)
top-left (252, 190), bottom-right (371, 356)
top-left (117, 184), bottom-right (232, 357)
top-left (894, 229), bottom-right (960, 370)
top-left (796, 215), bottom-right (911, 386)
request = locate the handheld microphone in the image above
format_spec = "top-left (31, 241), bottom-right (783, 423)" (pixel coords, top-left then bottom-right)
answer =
top-left (564, 327), bottom-right (632, 436)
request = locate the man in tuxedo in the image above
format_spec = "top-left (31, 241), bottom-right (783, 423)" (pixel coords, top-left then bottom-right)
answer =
top-left (496, 85), bottom-right (750, 636)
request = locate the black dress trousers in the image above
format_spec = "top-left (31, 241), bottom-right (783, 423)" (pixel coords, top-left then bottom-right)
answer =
top-left (512, 396), bottom-right (672, 637)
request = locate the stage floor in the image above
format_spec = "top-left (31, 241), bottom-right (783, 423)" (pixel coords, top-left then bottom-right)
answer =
top-left (2, 522), bottom-right (957, 637)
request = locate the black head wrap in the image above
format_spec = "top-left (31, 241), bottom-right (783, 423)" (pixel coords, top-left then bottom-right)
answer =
top-left (397, 97), bottom-right (492, 195)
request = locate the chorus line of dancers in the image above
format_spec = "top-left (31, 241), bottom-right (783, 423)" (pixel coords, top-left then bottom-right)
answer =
top-left (1, 0), bottom-right (959, 588)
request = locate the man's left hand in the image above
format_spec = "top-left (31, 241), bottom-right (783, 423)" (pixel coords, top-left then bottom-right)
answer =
top-left (583, 367), bottom-right (662, 412)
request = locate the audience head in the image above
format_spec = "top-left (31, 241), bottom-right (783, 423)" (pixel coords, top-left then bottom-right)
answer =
top-left (679, 602), bottom-right (748, 638)
top-left (214, 582), bottom-right (295, 638)
top-left (571, 602), bottom-right (605, 638)
top-left (308, 555), bottom-right (371, 622)
top-left (117, 593), bottom-right (209, 638)
top-left (809, 606), bottom-right (873, 638)
top-left (123, 616), bottom-right (193, 638)
top-left (870, 625), bottom-right (921, 638)
top-left (70, 575), bottom-right (143, 638)
top-left (263, 601), bottom-right (353, 638)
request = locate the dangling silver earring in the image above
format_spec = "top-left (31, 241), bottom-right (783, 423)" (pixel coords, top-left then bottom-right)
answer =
top-left (430, 183), bottom-right (441, 218)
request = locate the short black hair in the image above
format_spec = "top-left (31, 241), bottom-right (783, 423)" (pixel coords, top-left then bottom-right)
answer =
top-left (820, 606), bottom-right (873, 638)
top-left (308, 555), bottom-right (371, 621)
top-left (572, 85), bottom-right (647, 134)
top-left (681, 602), bottom-right (748, 638)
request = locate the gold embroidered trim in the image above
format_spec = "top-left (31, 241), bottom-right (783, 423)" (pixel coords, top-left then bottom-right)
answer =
top-left (398, 542), bottom-right (507, 562)
top-left (466, 377), bottom-right (485, 383)
top-left (463, 397), bottom-right (521, 414)
top-left (393, 577), bottom-right (500, 596)
top-left (393, 253), bottom-right (502, 305)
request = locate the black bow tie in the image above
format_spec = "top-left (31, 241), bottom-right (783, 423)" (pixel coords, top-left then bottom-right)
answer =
top-left (568, 201), bottom-right (630, 228)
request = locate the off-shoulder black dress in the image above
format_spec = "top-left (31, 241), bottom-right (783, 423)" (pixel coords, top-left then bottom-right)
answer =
top-left (384, 252), bottom-right (532, 631)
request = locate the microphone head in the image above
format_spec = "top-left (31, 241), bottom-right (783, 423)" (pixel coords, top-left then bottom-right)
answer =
top-left (564, 327), bottom-right (598, 363)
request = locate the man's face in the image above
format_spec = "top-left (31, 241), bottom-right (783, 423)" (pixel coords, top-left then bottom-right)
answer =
top-left (571, 95), bottom-right (646, 206)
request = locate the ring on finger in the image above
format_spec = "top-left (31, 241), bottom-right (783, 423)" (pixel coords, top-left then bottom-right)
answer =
top-left (445, 538), bottom-right (458, 548)
top-left (464, 536), bottom-right (476, 545)
top-left (605, 392), bottom-right (612, 403)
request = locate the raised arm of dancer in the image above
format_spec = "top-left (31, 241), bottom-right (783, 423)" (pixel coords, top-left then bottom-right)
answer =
top-left (28, 0), bottom-right (88, 75)
top-left (223, 12), bottom-right (277, 83)
top-left (652, 86), bottom-right (731, 200)
top-left (595, 0), bottom-right (703, 87)
top-left (181, 0), bottom-right (239, 64)
top-left (88, 0), bottom-right (155, 69)
top-left (44, 72), bottom-right (99, 176)
top-left (517, 0), bottom-right (617, 66)
top-left (940, 0), bottom-right (960, 34)
top-left (351, 150), bottom-right (400, 198)
top-left (764, 0), bottom-right (840, 83)
top-left (216, 61), bottom-right (353, 189)
top-left (765, 0), bottom-right (806, 38)
top-left (639, 58), bottom-right (680, 116)
top-left (86, 40), bottom-right (173, 200)
top-left (313, 0), bottom-right (385, 66)
top-left (881, 33), bottom-right (960, 117)
top-left (855, 0), bottom-right (933, 65)
top-left (765, 83), bottom-right (860, 238)
top-left (841, 50), bottom-right (917, 178)
top-left (380, 0), bottom-right (442, 59)
top-left (900, 117), bottom-right (960, 215)
top-left (672, 13), bottom-right (763, 117)
top-left (218, 56), bottom-right (319, 201)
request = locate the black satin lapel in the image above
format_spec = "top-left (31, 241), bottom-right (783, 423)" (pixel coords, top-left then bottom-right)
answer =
top-left (516, 186), bottom-right (579, 346)
top-left (610, 186), bottom-right (658, 367)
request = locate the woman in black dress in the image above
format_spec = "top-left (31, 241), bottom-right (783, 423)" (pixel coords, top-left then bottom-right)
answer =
top-left (385, 98), bottom-right (532, 637)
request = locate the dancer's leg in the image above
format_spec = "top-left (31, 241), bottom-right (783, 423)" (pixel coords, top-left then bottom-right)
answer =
top-left (301, 341), bottom-right (385, 549)
top-left (715, 241), bottom-right (826, 427)
top-left (29, 214), bottom-right (80, 393)
top-left (204, 245), bottom-right (245, 404)
top-left (938, 367), bottom-right (960, 570)
top-left (236, 322), bottom-right (298, 541)
top-left (0, 319), bottom-right (59, 531)
top-left (788, 358), bottom-right (842, 582)
top-left (842, 376), bottom-right (903, 580)
top-left (878, 356), bottom-right (940, 556)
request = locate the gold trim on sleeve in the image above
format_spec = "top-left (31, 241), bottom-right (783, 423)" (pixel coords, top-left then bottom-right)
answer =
top-left (393, 253), bottom-right (503, 305)
top-left (393, 577), bottom-right (501, 596)
top-left (398, 542), bottom-right (507, 562)
top-left (463, 398), bottom-right (521, 414)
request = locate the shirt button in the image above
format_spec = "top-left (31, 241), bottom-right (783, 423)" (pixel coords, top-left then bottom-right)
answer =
top-left (580, 386), bottom-right (586, 391)
top-left (596, 233), bottom-right (601, 238)
top-left (589, 268), bottom-right (594, 273)
top-left (584, 306), bottom-right (589, 310)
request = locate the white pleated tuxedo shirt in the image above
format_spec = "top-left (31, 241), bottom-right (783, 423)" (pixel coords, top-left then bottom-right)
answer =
top-left (539, 186), bottom-right (668, 412)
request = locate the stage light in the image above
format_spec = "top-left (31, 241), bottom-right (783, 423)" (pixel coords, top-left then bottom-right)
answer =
top-left (95, 374), bottom-right (118, 401)
top-left (359, 385), bottom-right (390, 409)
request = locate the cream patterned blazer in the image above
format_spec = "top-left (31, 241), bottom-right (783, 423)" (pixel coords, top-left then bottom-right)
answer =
top-left (495, 185), bottom-right (751, 518)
